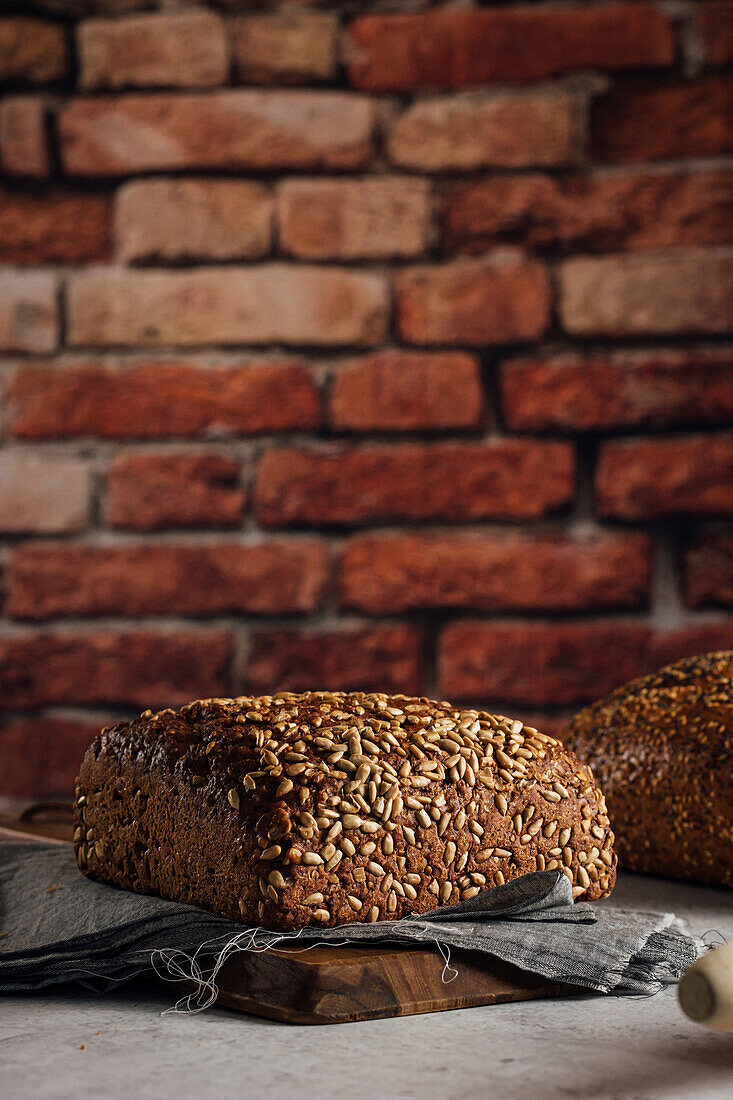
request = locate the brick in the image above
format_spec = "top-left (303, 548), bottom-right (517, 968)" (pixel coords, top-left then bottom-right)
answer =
top-left (0, 714), bottom-right (104, 799)
top-left (0, 270), bottom-right (58, 352)
top-left (396, 253), bottom-right (550, 346)
top-left (0, 188), bottom-right (111, 264)
top-left (442, 170), bottom-right (732, 256)
top-left (439, 619), bottom-right (733, 706)
top-left (501, 349), bottom-right (733, 432)
top-left (107, 452), bottom-right (246, 530)
top-left (9, 359), bottom-right (320, 439)
top-left (329, 351), bottom-right (483, 432)
top-left (696, 2), bottom-right (733, 66)
top-left (596, 434), bottom-right (733, 519)
top-left (592, 78), bottom-right (732, 162)
top-left (0, 18), bottom-right (68, 84)
top-left (7, 541), bottom-right (328, 619)
top-left (78, 10), bottom-right (228, 90)
top-left (255, 441), bottom-right (574, 527)
top-left (649, 623), bottom-right (733, 670)
top-left (59, 91), bottom-right (375, 175)
top-left (559, 249), bottom-right (733, 337)
top-left (115, 179), bottom-right (272, 262)
top-left (438, 621), bottom-right (652, 706)
top-left (348, 6), bottom-right (673, 90)
top-left (233, 13), bottom-right (337, 84)
top-left (387, 88), bottom-right (585, 171)
top-left (684, 532), bottom-right (733, 608)
top-left (0, 630), bottom-right (232, 708)
top-left (0, 453), bottom-right (90, 534)
top-left (0, 96), bottom-right (50, 177)
top-left (278, 177), bottom-right (431, 261)
top-left (66, 266), bottom-right (388, 347)
top-left (340, 531), bottom-right (650, 614)
top-left (246, 625), bottom-right (421, 696)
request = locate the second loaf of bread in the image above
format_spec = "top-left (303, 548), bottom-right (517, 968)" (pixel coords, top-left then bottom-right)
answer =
top-left (562, 651), bottom-right (733, 888)
top-left (74, 691), bottom-right (617, 929)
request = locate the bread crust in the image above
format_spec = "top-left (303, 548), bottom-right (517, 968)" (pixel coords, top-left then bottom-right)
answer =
top-left (74, 691), bottom-right (616, 929)
top-left (562, 652), bottom-right (733, 888)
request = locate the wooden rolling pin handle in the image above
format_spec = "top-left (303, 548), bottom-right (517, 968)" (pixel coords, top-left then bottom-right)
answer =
top-left (678, 941), bottom-right (733, 1032)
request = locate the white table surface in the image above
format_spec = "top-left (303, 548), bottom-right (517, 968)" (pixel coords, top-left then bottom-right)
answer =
top-left (2, 872), bottom-right (731, 1100)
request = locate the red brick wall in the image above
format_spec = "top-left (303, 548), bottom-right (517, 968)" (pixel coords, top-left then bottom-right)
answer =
top-left (1, 1), bottom-right (732, 799)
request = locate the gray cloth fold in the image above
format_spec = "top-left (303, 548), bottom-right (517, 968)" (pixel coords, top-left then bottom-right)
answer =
top-left (0, 841), bottom-right (699, 1003)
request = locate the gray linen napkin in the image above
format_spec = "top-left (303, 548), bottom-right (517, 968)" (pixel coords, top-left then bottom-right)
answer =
top-left (0, 841), bottom-right (699, 1003)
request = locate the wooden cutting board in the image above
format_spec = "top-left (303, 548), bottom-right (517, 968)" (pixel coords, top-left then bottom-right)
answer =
top-left (1, 810), bottom-right (570, 1024)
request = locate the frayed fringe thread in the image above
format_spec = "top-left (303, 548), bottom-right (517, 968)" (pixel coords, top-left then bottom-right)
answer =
top-left (153, 928), bottom-right (357, 1014)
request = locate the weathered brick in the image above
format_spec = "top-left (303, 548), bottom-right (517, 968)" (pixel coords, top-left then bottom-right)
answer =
top-left (438, 621), bottom-right (652, 706)
top-left (329, 351), bottom-right (483, 432)
top-left (78, 10), bottom-right (228, 89)
top-left (501, 349), bottom-right (733, 431)
top-left (0, 714), bottom-right (105, 798)
top-left (0, 453), bottom-right (90, 534)
top-left (7, 541), bottom-right (328, 618)
top-left (396, 253), bottom-right (550, 346)
top-left (340, 532), bottom-right (650, 614)
top-left (696, 2), bottom-right (733, 66)
top-left (0, 270), bottom-right (58, 351)
top-left (115, 179), bottom-right (271, 263)
top-left (348, 6), bottom-right (673, 90)
top-left (9, 359), bottom-right (320, 439)
top-left (0, 18), bottom-right (68, 84)
top-left (387, 87), bottom-right (585, 171)
top-left (278, 177), bottom-right (431, 260)
top-left (596, 434), bottom-right (733, 519)
top-left (0, 188), bottom-right (111, 264)
top-left (649, 623), bottom-right (733, 670)
top-left (592, 78), bottom-right (732, 162)
top-left (233, 13), bottom-right (337, 84)
top-left (0, 629), bottom-right (232, 708)
top-left (0, 96), bottom-right (50, 178)
top-left (255, 441), bottom-right (574, 527)
top-left (59, 91), bottom-right (375, 174)
top-left (66, 266), bottom-right (388, 347)
top-left (559, 249), bottom-right (733, 337)
top-left (684, 532), bottom-right (733, 608)
top-left (107, 453), bottom-right (246, 530)
top-left (246, 625), bottom-right (421, 695)
top-left (439, 619), bottom-right (733, 706)
top-left (442, 170), bottom-right (731, 256)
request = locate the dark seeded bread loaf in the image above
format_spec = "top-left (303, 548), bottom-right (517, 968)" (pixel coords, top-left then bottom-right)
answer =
top-left (562, 652), bottom-right (733, 888)
top-left (74, 691), bottom-right (616, 930)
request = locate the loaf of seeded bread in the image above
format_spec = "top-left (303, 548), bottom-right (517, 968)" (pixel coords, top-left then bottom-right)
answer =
top-left (562, 652), bottom-right (733, 888)
top-left (74, 692), bottom-right (617, 929)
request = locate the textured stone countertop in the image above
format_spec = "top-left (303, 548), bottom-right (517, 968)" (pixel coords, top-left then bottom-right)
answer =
top-left (2, 872), bottom-right (731, 1100)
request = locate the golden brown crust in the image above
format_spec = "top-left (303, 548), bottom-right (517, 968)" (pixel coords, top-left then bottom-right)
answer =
top-left (74, 691), bottom-right (616, 929)
top-left (562, 652), bottom-right (733, 888)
